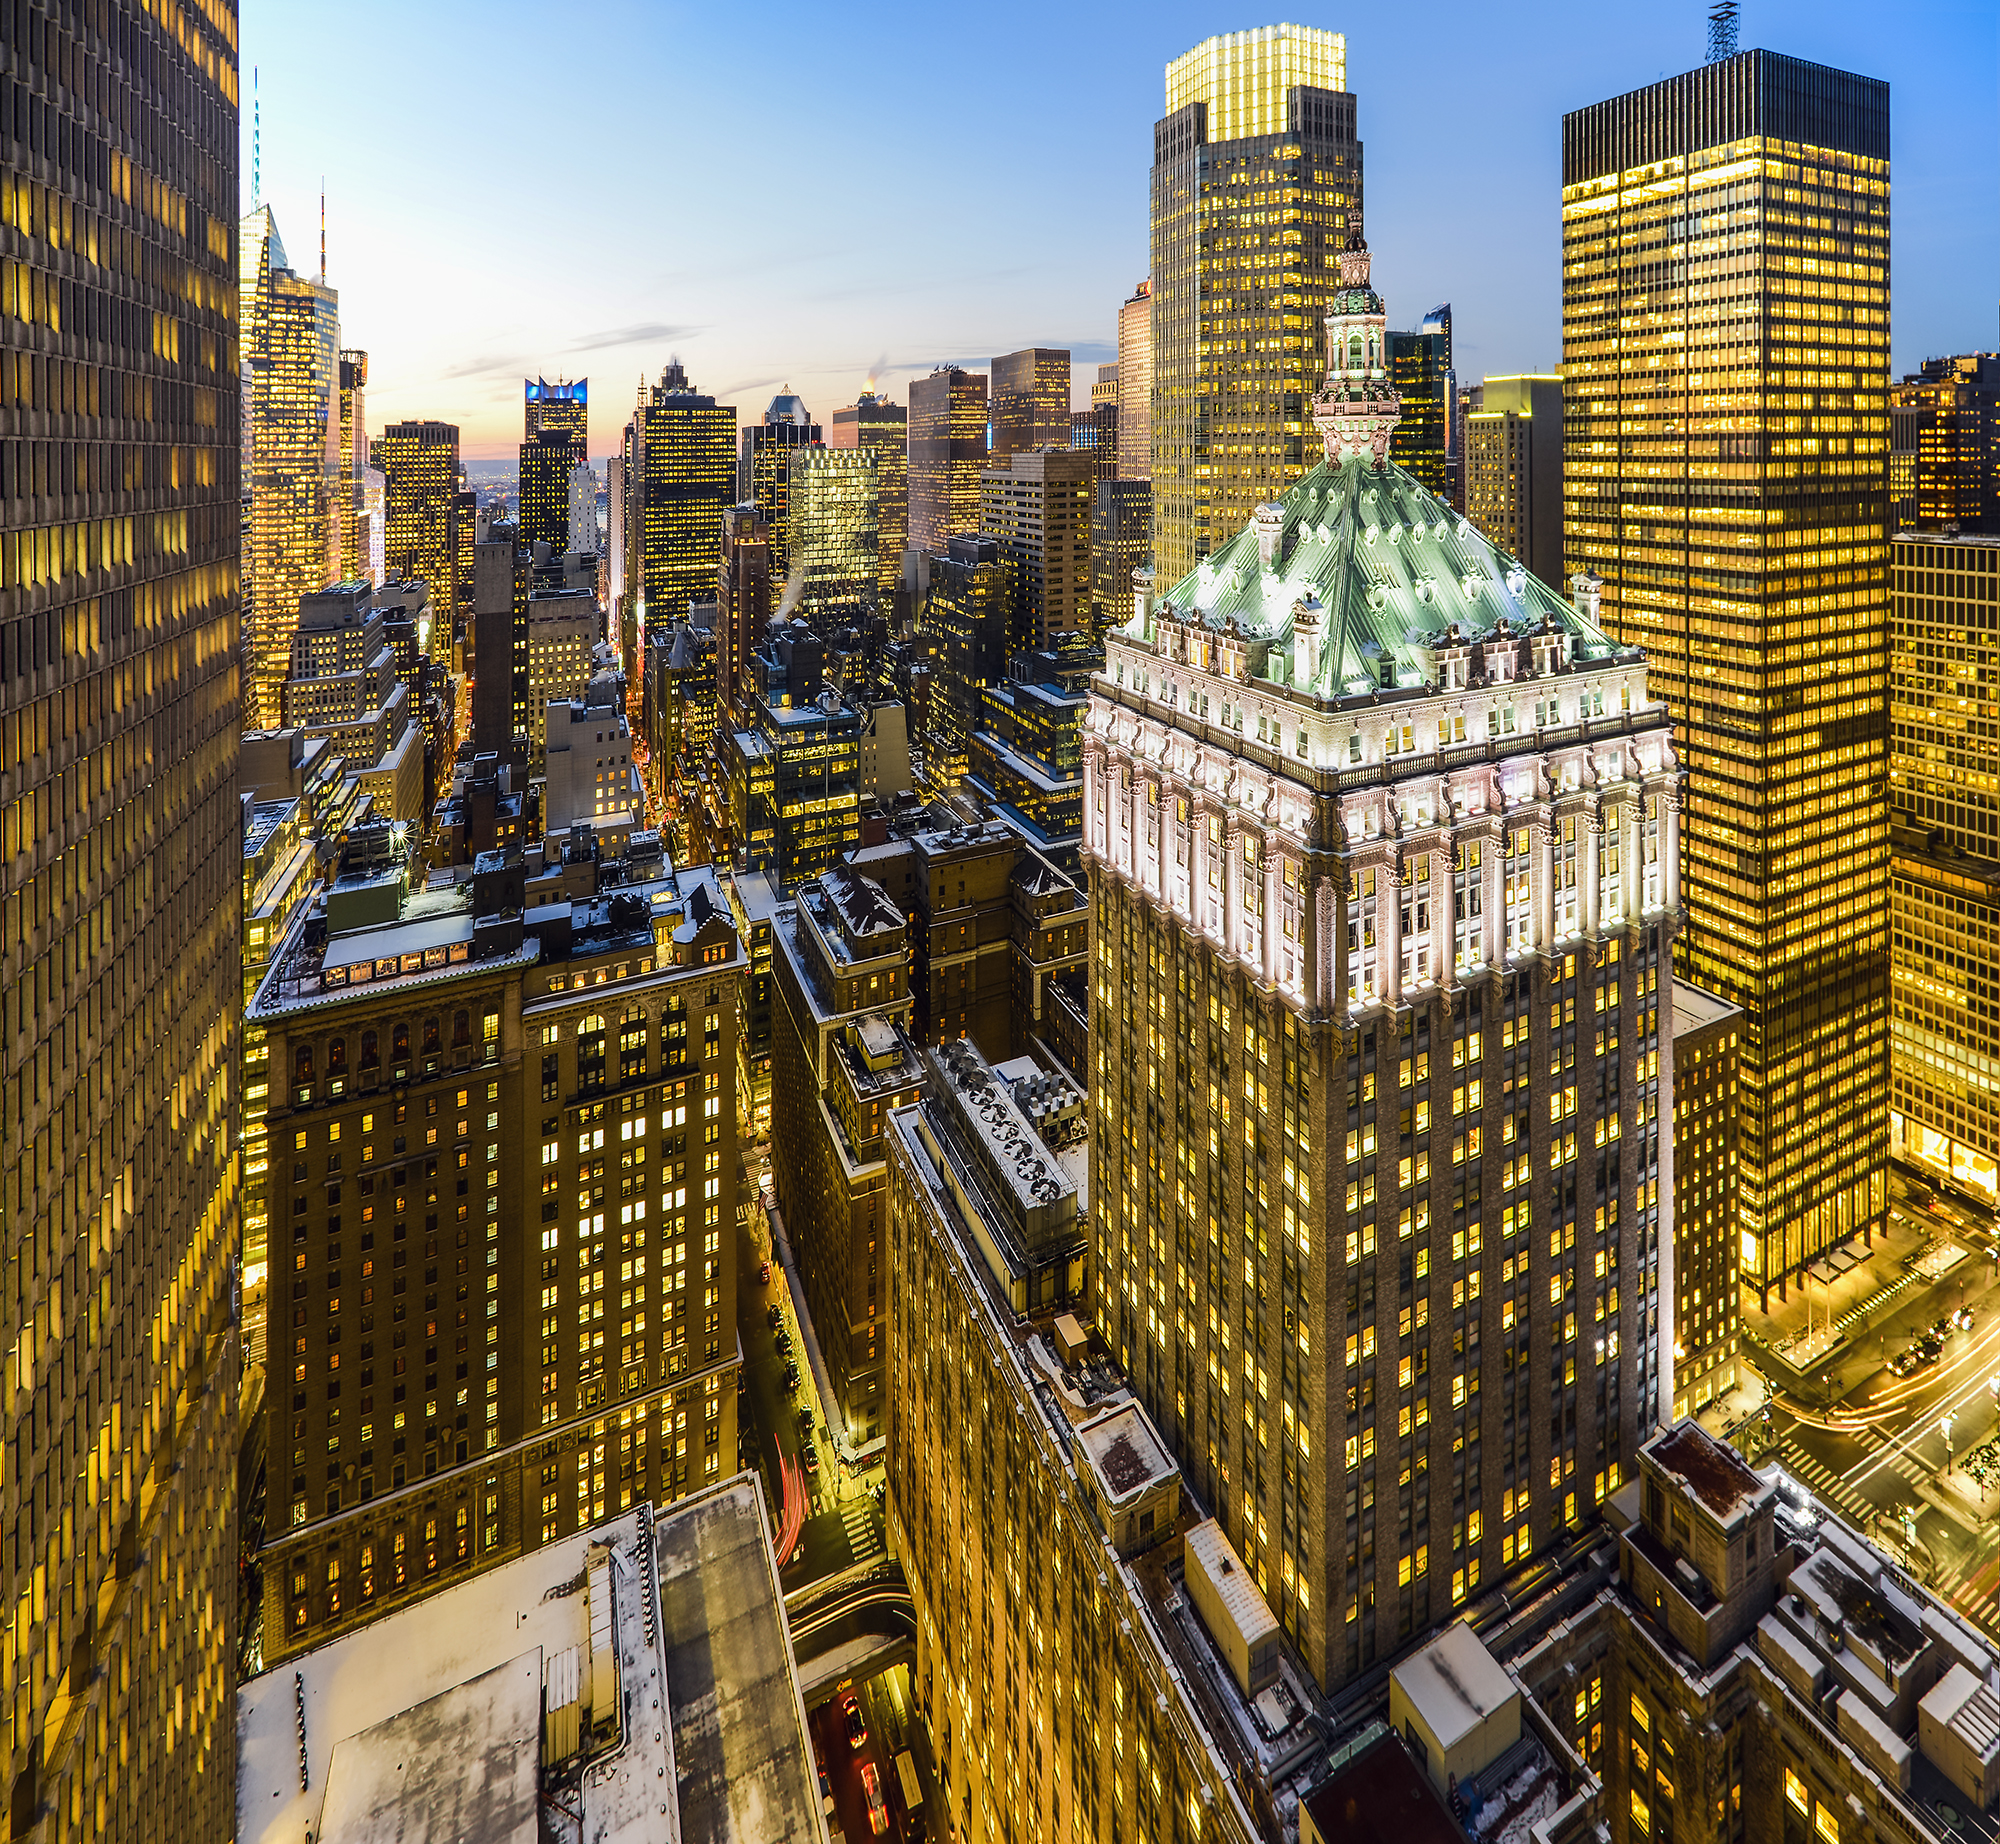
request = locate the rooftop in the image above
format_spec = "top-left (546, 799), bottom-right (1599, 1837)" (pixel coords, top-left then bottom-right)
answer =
top-left (1670, 977), bottom-right (1740, 1039)
top-left (238, 1481), bottom-right (818, 1844)
top-left (1301, 1730), bottom-right (1465, 1844)
top-left (1644, 1420), bottom-right (1769, 1524)
top-left (1076, 1401), bottom-right (1176, 1503)
top-left (1391, 1620), bottom-right (1518, 1757)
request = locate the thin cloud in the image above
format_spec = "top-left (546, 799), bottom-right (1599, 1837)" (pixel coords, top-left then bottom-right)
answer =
top-left (566, 321), bottom-right (703, 353)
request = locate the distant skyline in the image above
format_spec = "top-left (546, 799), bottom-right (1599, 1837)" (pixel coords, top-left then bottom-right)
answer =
top-left (242, 0), bottom-right (1996, 460)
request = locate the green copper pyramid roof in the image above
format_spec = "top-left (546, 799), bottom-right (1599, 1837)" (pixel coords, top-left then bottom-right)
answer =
top-left (1133, 456), bottom-right (1628, 702)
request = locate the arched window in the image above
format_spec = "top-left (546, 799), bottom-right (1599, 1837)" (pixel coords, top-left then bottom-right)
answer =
top-left (577, 1014), bottom-right (607, 1090)
top-left (293, 1045), bottom-right (314, 1084)
top-left (452, 1009), bottom-right (471, 1048)
top-left (328, 1037), bottom-right (347, 1074)
top-left (1347, 334), bottom-right (1363, 371)
top-left (360, 1030), bottom-right (380, 1072)
top-left (392, 1021), bottom-right (410, 1061)
top-left (619, 1004), bottom-right (648, 1080)
top-left (422, 1016), bottom-right (441, 1055)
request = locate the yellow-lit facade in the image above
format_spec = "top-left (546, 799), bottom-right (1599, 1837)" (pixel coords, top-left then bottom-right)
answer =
top-left (245, 216), bottom-right (341, 729)
top-left (377, 419), bottom-right (461, 604)
top-left (338, 348), bottom-right (369, 584)
top-left (907, 367), bottom-right (988, 556)
top-left (786, 447), bottom-right (878, 619)
top-left (1890, 533), bottom-right (2000, 1204)
top-left (1150, 24), bottom-right (1361, 586)
top-left (6, 6), bottom-right (244, 1836)
top-left (1563, 52), bottom-right (1892, 1298)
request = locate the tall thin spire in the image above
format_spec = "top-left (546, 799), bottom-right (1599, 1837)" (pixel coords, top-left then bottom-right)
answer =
top-left (251, 67), bottom-right (260, 208)
top-left (319, 181), bottom-right (326, 283)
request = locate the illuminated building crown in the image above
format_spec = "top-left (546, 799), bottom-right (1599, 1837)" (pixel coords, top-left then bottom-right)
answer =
top-left (1311, 211), bottom-right (1401, 470)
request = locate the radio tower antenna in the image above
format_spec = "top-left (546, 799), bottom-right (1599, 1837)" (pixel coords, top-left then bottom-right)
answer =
top-left (251, 67), bottom-right (260, 208)
top-left (1706, 0), bottom-right (1740, 61)
top-left (319, 181), bottom-right (326, 283)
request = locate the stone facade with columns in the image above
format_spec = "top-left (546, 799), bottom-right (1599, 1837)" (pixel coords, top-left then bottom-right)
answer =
top-left (1080, 224), bottom-right (1686, 1698)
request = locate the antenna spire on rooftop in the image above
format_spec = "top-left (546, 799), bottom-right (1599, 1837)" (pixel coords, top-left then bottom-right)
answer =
top-left (251, 67), bottom-right (260, 208)
top-left (1706, 0), bottom-right (1740, 61)
top-left (319, 181), bottom-right (326, 283)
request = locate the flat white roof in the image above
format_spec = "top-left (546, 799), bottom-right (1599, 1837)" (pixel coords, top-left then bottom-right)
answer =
top-left (1185, 1520), bottom-right (1279, 1646)
top-left (1391, 1620), bottom-right (1518, 1754)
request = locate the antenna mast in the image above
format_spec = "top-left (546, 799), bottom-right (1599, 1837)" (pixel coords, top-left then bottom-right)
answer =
top-left (319, 181), bottom-right (326, 283)
top-left (1706, 1), bottom-right (1740, 61)
top-left (251, 67), bottom-right (260, 208)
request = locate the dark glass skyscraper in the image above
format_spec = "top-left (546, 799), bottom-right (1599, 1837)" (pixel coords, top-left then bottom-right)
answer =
top-left (634, 364), bottom-right (736, 631)
top-left (830, 392), bottom-right (908, 596)
top-left (907, 367), bottom-right (988, 556)
top-left (519, 377), bottom-right (588, 552)
top-left (1388, 304), bottom-right (1451, 496)
top-left (990, 347), bottom-right (1072, 458)
top-left (1564, 49), bottom-right (1892, 1297)
top-left (2, 5), bottom-right (243, 1836)
top-left (738, 391), bottom-right (819, 571)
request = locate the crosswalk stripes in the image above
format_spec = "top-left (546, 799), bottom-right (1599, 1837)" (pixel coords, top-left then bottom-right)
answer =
top-left (1776, 1440), bottom-right (1876, 1524)
top-left (841, 1497), bottom-right (884, 1565)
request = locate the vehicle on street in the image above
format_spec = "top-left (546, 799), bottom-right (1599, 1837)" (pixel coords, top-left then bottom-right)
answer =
top-left (802, 1445), bottom-right (819, 1476)
top-left (816, 1755), bottom-right (835, 1818)
top-left (784, 1362), bottom-right (802, 1391)
top-left (894, 1750), bottom-right (923, 1830)
top-left (775, 1329), bottom-right (793, 1355)
top-left (768, 1304), bottom-right (784, 1329)
top-left (759, 1261), bottom-right (772, 1286)
top-left (843, 1694), bottom-right (867, 1751)
top-left (860, 1762), bottom-right (889, 1836)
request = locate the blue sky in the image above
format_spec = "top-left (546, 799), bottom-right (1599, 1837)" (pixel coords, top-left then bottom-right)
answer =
top-left (243, 1), bottom-right (1997, 459)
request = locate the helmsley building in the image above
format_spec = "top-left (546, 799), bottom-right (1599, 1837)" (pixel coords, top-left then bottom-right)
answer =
top-left (1081, 218), bottom-right (1685, 1695)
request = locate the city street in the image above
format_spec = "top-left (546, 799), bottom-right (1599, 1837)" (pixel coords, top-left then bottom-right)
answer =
top-left (1735, 1170), bottom-right (2000, 1629)
top-left (811, 1667), bottom-right (932, 1842)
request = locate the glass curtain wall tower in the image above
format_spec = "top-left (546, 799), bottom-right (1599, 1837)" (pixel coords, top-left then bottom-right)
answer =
top-left (1150, 25), bottom-right (1361, 587)
top-left (243, 206), bottom-right (340, 729)
top-left (1563, 50), bottom-right (1892, 1299)
top-left (907, 367), bottom-right (988, 556)
top-left (3, 5), bottom-right (244, 1837)
top-left (377, 419), bottom-right (461, 604)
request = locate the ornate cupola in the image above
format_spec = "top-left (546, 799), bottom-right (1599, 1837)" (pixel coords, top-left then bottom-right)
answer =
top-left (1311, 211), bottom-right (1401, 470)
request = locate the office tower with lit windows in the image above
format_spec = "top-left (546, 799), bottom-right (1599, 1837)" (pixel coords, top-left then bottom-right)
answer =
top-left (339, 349), bottom-right (370, 584)
top-left (1564, 49), bottom-right (1892, 1299)
top-left (246, 844), bottom-right (744, 1667)
top-left (787, 447), bottom-right (879, 621)
top-left (1387, 305), bottom-right (1451, 496)
top-left (771, 869), bottom-right (926, 1449)
top-left (634, 364), bottom-right (737, 638)
top-left (990, 347), bottom-right (1072, 458)
top-left (1464, 375), bottom-right (1564, 590)
top-left (1669, 981), bottom-right (1743, 1420)
top-left (378, 419), bottom-right (461, 602)
top-left (568, 459), bottom-right (598, 557)
top-left (1091, 478), bottom-right (1154, 635)
top-left (520, 430), bottom-right (579, 552)
top-left (738, 391), bottom-right (820, 570)
top-left (716, 502), bottom-right (772, 724)
top-left (1072, 402), bottom-right (1118, 478)
top-left (3, 5), bottom-right (243, 1836)
top-left (471, 521), bottom-right (531, 756)
top-left (525, 375), bottom-right (588, 448)
top-left (525, 588), bottom-right (603, 758)
top-left (1889, 532), bottom-right (2000, 1201)
top-left (1151, 26), bottom-right (1361, 586)
top-left (1082, 227), bottom-right (1681, 1690)
top-left (907, 366), bottom-right (989, 555)
top-left (244, 205), bottom-right (343, 728)
top-left (1890, 355), bottom-right (2000, 534)
top-left (923, 534), bottom-right (1014, 791)
top-left (981, 447), bottom-right (1096, 647)
top-left (1118, 279), bottom-right (1154, 481)
top-left (831, 391), bottom-right (909, 596)
top-left (282, 584), bottom-right (425, 823)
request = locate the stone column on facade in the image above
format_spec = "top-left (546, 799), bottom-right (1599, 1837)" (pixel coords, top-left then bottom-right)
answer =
top-left (1381, 852), bottom-right (1404, 1010)
top-left (1622, 795), bottom-right (1642, 924)
top-left (1581, 807), bottom-right (1601, 941)
top-left (1216, 820), bottom-right (1232, 964)
top-left (1484, 821), bottom-right (1505, 970)
top-left (1263, 847), bottom-right (1281, 989)
top-left (1533, 816), bottom-right (1554, 956)
top-left (1663, 789), bottom-right (1682, 920)
top-left (1297, 864), bottom-right (1320, 1005)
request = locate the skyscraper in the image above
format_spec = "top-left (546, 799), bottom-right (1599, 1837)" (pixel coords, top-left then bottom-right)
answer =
top-left (1387, 304), bottom-right (1452, 496)
top-left (1563, 49), bottom-right (1892, 1298)
top-left (634, 364), bottom-right (736, 635)
top-left (3, 5), bottom-right (242, 1835)
top-left (739, 391), bottom-right (821, 570)
top-left (377, 419), bottom-right (462, 602)
top-left (524, 374), bottom-right (589, 447)
top-left (990, 347), bottom-right (1072, 458)
top-left (1151, 26), bottom-right (1361, 585)
top-left (339, 349), bottom-right (370, 584)
top-left (1118, 279), bottom-right (1154, 481)
top-left (518, 377), bottom-right (589, 553)
top-left (980, 448), bottom-right (1095, 647)
top-left (244, 206), bottom-right (342, 728)
top-left (1090, 477), bottom-right (1153, 633)
top-left (716, 503), bottom-right (773, 725)
top-left (1890, 354), bottom-right (2000, 533)
top-left (907, 367), bottom-right (989, 555)
top-left (1082, 226), bottom-right (1681, 1690)
top-left (786, 447), bottom-right (879, 620)
top-left (1463, 374), bottom-right (1564, 590)
top-left (830, 391), bottom-right (909, 596)
top-left (1889, 533), bottom-right (2000, 1201)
